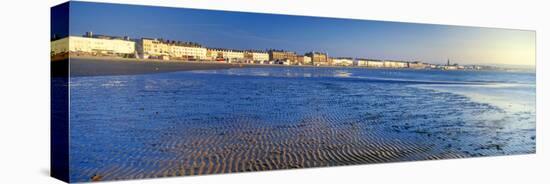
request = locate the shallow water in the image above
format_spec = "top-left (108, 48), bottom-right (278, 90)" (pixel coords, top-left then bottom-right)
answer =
top-left (69, 67), bottom-right (535, 182)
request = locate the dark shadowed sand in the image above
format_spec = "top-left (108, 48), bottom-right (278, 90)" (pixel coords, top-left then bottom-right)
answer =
top-left (60, 56), bottom-right (417, 77)
top-left (65, 57), bottom-right (259, 76)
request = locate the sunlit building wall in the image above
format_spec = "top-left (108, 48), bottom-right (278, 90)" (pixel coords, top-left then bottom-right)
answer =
top-left (332, 57), bottom-right (354, 66)
top-left (51, 36), bottom-right (135, 56)
top-left (383, 60), bottom-right (408, 68)
top-left (366, 59), bottom-right (384, 68)
top-left (170, 44), bottom-right (207, 60)
top-left (251, 51), bottom-right (269, 62)
top-left (269, 50), bottom-right (298, 63)
top-left (137, 38), bottom-right (170, 59)
top-left (305, 52), bottom-right (329, 66)
top-left (137, 38), bottom-right (207, 60)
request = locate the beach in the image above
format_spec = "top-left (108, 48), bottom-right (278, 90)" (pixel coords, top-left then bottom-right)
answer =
top-left (67, 67), bottom-right (535, 182)
top-left (57, 57), bottom-right (440, 77)
top-left (59, 57), bottom-right (265, 77)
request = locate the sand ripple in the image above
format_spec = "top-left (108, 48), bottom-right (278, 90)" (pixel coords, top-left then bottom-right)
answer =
top-left (68, 69), bottom-right (535, 182)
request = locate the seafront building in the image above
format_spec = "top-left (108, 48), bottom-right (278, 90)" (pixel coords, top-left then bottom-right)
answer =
top-left (268, 50), bottom-right (298, 64)
top-left (169, 42), bottom-right (207, 60)
top-left (51, 32), bottom-right (135, 57)
top-left (297, 55), bottom-right (312, 65)
top-left (206, 48), bottom-right (222, 60)
top-left (136, 38), bottom-right (170, 60)
top-left (408, 61), bottom-right (427, 69)
top-left (332, 57), bottom-right (354, 66)
top-left (306, 52), bottom-right (329, 66)
top-left (353, 59), bottom-right (419, 69)
top-left (206, 48), bottom-right (247, 62)
top-left (223, 50), bottom-right (245, 61)
top-left (383, 60), bottom-right (408, 68)
top-left (136, 38), bottom-right (207, 60)
top-left (51, 32), bottom-right (473, 70)
top-left (303, 56), bottom-right (312, 65)
top-left (436, 59), bottom-right (463, 70)
top-left (252, 52), bottom-right (270, 63)
top-left (222, 49), bottom-right (245, 62)
top-left (366, 59), bottom-right (384, 68)
top-left (354, 58), bottom-right (384, 68)
top-left (244, 50), bottom-right (269, 63)
top-left (354, 58), bottom-right (368, 66)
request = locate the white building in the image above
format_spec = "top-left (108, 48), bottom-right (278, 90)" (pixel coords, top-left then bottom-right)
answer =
top-left (251, 52), bottom-right (269, 62)
top-left (51, 36), bottom-right (135, 56)
top-left (354, 59), bottom-right (368, 66)
top-left (332, 58), bottom-right (354, 66)
top-left (207, 49), bottom-right (223, 60)
top-left (137, 38), bottom-right (207, 60)
top-left (303, 56), bottom-right (312, 64)
top-left (222, 50), bottom-right (245, 60)
top-left (367, 60), bottom-right (384, 68)
top-left (170, 44), bottom-right (207, 60)
top-left (206, 49), bottom-right (245, 62)
top-left (136, 38), bottom-right (170, 59)
top-left (383, 60), bottom-right (408, 68)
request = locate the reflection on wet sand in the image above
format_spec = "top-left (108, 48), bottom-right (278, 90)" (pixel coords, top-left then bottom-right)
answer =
top-left (69, 67), bottom-right (535, 182)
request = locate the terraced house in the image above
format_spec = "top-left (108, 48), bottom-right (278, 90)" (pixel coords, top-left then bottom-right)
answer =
top-left (244, 50), bottom-right (270, 63)
top-left (137, 38), bottom-right (207, 60)
top-left (136, 38), bottom-right (170, 60)
top-left (206, 48), bottom-right (246, 62)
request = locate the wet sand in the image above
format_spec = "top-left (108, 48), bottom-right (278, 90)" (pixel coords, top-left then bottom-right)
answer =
top-left (73, 119), bottom-right (466, 181)
top-left (67, 65), bottom-right (535, 182)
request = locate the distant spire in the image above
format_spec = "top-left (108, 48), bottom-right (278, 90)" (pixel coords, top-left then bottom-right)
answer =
top-left (447, 58), bottom-right (450, 66)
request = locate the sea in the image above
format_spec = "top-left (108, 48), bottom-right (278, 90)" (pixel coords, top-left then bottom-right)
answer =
top-left (67, 67), bottom-right (536, 182)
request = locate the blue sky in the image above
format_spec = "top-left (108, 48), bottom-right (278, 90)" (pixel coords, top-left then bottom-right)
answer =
top-left (62, 1), bottom-right (535, 66)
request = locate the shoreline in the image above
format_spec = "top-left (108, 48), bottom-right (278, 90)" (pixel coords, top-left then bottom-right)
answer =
top-left (54, 56), bottom-right (370, 77)
top-left (54, 56), bottom-right (511, 77)
top-left (60, 56), bottom-right (264, 77)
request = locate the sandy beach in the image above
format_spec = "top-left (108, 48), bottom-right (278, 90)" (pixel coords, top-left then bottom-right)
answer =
top-left (61, 56), bottom-right (264, 77)
top-left (57, 56), bottom-right (427, 77)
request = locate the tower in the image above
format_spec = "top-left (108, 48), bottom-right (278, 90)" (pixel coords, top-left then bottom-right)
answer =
top-left (85, 31), bottom-right (93, 38)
